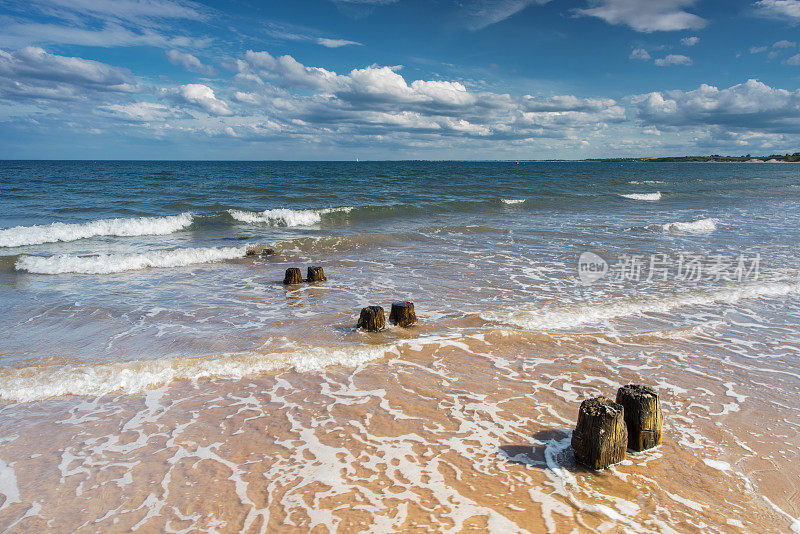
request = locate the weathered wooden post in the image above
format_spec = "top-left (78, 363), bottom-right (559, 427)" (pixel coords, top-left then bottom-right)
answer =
top-left (571, 397), bottom-right (628, 470)
top-left (389, 301), bottom-right (417, 327)
top-left (306, 266), bottom-right (326, 282)
top-left (615, 384), bottom-right (663, 451)
top-left (357, 306), bottom-right (385, 332)
top-left (245, 245), bottom-right (274, 256)
top-left (283, 267), bottom-right (303, 285)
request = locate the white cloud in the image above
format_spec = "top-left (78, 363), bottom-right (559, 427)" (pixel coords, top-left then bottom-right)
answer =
top-left (458, 0), bottom-right (553, 30)
top-left (681, 36), bottom-right (699, 46)
top-left (654, 54), bottom-right (693, 66)
top-left (753, 0), bottom-right (800, 20)
top-left (773, 40), bottom-right (797, 48)
top-left (634, 79), bottom-right (800, 133)
top-left (164, 83), bottom-right (232, 116)
top-left (576, 0), bottom-right (707, 32)
top-left (165, 49), bottom-right (216, 75)
top-left (750, 45), bottom-right (769, 53)
top-left (630, 48), bottom-right (651, 60)
top-left (315, 38), bottom-right (362, 48)
top-left (787, 53), bottom-right (800, 64)
top-left (0, 46), bottom-right (137, 100)
top-left (100, 101), bottom-right (179, 121)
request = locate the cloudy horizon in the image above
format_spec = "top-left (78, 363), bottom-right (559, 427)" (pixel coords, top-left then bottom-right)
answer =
top-left (1, 0), bottom-right (799, 160)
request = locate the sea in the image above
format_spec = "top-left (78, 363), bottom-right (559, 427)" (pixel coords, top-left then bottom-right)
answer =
top-left (0, 160), bottom-right (798, 532)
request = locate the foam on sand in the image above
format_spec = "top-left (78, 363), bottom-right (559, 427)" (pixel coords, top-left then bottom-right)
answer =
top-left (619, 192), bottom-right (662, 201)
top-left (15, 245), bottom-right (248, 274)
top-left (0, 213), bottom-right (194, 248)
top-left (228, 207), bottom-right (353, 226)
top-left (659, 218), bottom-right (718, 233)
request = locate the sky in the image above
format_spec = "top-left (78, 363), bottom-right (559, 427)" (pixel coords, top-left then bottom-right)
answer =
top-left (0, 0), bottom-right (799, 160)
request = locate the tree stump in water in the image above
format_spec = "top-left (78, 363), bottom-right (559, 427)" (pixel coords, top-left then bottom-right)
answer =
top-left (616, 384), bottom-right (663, 451)
top-left (357, 306), bottom-right (385, 332)
top-left (306, 266), bottom-right (326, 282)
top-left (389, 301), bottom-right (417, 327)
top-left (571, 396), bottom-right (628, 470)
top-left (245, 245), bottom-right (275, 257)
top-left (283, 267), bottom-right (302, 285)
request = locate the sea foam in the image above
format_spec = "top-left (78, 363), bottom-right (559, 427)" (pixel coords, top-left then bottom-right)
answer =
top-left (0, 213), bottom-right (194, 248)
top-left (660, 218), bottom-right (718, 233)
top-left (229, 207), bottom-right (353, 226)
top-left (619, 192), bottom-right (662, 201)
top-left (501, 199), bottom-right (526, 205)
top-left (15, 245), bottom-right (247, 274)
top-left (482, 280), bottom-right (800, 331)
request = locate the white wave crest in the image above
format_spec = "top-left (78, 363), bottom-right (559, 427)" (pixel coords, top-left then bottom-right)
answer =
top-left (620, 192), bottom-right (662, 201)
top-left (501, 199), bottom-right (526, 205)
top-left (0, 334), bottom-right (470, 402)
top-left (0, 213), bottom-right (194, 248)
top-left (229, 207), bottom-right (353, 226)
top-left (15, 245), bottom-right (247, 275)
top-left (482, 281), bottom-right (800, 331)
top-left (660, 218), bottom-right (718, 233)
top-left (628, 180), bottom-right (665, 185)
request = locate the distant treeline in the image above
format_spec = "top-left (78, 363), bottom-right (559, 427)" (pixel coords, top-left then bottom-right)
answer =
top-left (584, 152), bottom-right (800, 163)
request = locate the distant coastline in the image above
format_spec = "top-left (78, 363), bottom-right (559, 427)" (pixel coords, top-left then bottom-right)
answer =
top-left (582, 153), bottom-right (800, 163)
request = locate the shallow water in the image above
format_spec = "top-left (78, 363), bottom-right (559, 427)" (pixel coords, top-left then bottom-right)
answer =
top-left (0, 161), bottom-right (798, 532)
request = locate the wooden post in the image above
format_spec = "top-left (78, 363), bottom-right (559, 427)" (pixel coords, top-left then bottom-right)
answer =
top-left (246, 245), bottom-right (274, 256)
top-left (357, 306), bottom-right (385, 332)
top-left (615, 384), bottom-right (663, 451)
top-left (283, 267), bottom-right (302, 285)
top-left (389, 301), bottom-right (417, 327)
top-left (571, 396), bottom-right (628, 470)
top-left (306, 266), bottom-right (326, 282)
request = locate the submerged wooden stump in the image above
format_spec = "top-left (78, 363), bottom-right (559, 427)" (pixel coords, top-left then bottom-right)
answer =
top-left (616, 384), bottom-right (663, 451)
top-left (389, 301), bottom-right (417, 327)
top-left (571, 396), bottom-right (628, 470)
top-left (306, 266), bottom-right (326, 282)
top-left (357, 306), bottom-right (385, 332)
top-left (245, 245), bottom-right (275, 256)
top-left (283, 267), bottom-right (303, 285)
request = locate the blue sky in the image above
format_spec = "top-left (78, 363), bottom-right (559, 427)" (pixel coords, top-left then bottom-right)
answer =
top-left (0, 0), bottom-right (799, 159)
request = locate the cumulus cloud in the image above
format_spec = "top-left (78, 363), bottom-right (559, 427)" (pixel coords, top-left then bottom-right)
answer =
top-left (634, 79), bottom-right (800, 133)
top-left (0, 46), bottom-right (136, 101)
top-left (787, 53), bottom-right (800, 64)
top-left (165, 49), bottom-right (216, 75)
top-left (753, 0), bottom-right (800, 20)
top-left (163, 83), bottom-right (232, 116)
top-left (228, 50), bottom-right (626, 143)
top-left (681, 36), bottom-right (699, 46)
top-left (750, 45), bottom-right (769, 53)
top-left (773, 40), bottom-right (797, 48)
top-left (630, 48), bottom-right (651, 60)
top-left (654, 54), bottom-right (693, 66)
top-left (576, 0), bottom-right (707, 32)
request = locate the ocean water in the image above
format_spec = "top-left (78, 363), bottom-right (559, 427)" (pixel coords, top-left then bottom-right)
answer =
top-left (0, 160), bottom-right (799, 532)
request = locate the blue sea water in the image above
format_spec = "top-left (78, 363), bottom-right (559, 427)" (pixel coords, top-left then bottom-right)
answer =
top-left (1, 160), bottom-right (799, 378)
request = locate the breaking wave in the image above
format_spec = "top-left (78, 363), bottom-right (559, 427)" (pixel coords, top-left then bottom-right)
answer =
top-left (501, 199), bottom-right (526, 205)
top-left (659, 218), bottom-right (718, 233)
top-left (481, 280), bottom-right (800, 331)
top-left (619, 192), bottom-right (662, 201)
top-left (0, 213), bottom-right (194, 248)
top-left (15, 245), bottom-right (248, 275)
top-left (0, 335), bottom-right (475, 402)
top-left (229, 207), bottom-right (353, 226)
